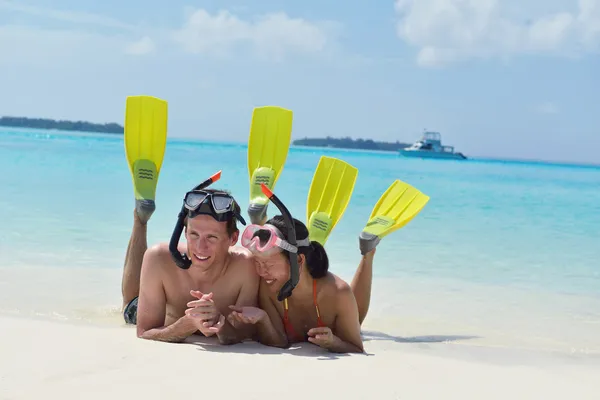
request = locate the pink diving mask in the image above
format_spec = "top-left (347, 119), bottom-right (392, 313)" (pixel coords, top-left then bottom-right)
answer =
top-left (241, 224), bottom-right (309, 256)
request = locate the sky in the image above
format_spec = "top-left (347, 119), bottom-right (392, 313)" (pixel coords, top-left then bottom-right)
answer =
top-left (0, 0), bottom-right (599, 164)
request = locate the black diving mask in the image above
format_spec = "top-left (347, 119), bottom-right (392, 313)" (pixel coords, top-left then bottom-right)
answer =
top-left (258, 183), bottom-right (300, 302)
top-left (184, 190), bottom-right (247, 224)
top-left (169, 170), bottom-right (246, 269)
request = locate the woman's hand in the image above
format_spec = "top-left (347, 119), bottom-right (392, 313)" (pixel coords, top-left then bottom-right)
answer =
top-left (307, 327), bottom-right (337, 349)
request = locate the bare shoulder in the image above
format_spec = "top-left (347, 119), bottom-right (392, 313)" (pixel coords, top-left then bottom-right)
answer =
top-left (320, 272), bottom-right (355, 303)
top-left (226, 246), bottom-right (259, 307)
top-left (226, 246), bottom-right (257, 280)
top-left (141, 242), bottom-right (179, 275)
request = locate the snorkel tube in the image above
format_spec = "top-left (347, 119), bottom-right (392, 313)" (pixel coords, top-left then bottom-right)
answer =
top-left (260, 183), bottom-right (299, 301)
top-left (169, 170), bottom-right (222, 269)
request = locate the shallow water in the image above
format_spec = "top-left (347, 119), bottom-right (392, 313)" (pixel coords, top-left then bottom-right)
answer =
top-left (1, 128), bottom-right (599, 354)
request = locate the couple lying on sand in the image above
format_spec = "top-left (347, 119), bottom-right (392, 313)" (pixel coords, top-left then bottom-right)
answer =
top-left (120, 177), bottom-right (374, 354)
top-left (120, 98), bottom-right (428, 354)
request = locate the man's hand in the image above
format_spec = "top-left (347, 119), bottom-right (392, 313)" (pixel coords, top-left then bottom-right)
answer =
top-left (185, 290), bottom-right (223, 336)
top-left (228, 305), bottom-right (267, 325)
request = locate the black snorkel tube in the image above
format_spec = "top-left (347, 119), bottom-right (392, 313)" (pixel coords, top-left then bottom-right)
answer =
top-left (169, 170), bottom-right (222, 269)
top-left (259, 183), bottom-right (299, 302)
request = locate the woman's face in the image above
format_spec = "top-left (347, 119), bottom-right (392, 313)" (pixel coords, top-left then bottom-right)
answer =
top-left (253, 251), bottom-right (291, 293)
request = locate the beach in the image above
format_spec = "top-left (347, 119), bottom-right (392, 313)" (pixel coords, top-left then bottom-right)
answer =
top-left (1, 128), bottom-right (599, 399)
top-left (2, 315), bottom-right (599, 400)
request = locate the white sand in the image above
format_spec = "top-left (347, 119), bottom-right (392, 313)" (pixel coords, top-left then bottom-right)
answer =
top-left (1, 316), bottom-right (599, 400)
top-left (3, 265), bottom-right (599, 356)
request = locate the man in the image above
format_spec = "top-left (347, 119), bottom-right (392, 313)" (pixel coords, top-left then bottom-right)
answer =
top-left (120, 185), bottom-right (259, 344)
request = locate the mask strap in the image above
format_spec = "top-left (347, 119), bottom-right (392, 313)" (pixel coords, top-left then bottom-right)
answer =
top-left (169, 170), bottom-right (222, 269)
top-left (259, 184), bottom-right (299, 301)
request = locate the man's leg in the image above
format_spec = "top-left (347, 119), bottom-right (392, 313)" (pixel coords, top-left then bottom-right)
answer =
top-left (350, 250), bottom-right (375, 326)
top-left (121, 201), bottom-right (155, 323)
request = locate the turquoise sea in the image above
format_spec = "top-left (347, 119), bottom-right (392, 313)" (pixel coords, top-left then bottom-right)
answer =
top-left (1, 127), bottom-right (599, 355)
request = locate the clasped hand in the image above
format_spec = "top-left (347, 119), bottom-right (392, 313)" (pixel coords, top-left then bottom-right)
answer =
top-left (185, 290), bottom-right (225, 336)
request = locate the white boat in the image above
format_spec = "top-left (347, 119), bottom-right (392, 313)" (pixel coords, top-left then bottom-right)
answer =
top-left (399, 130), bottom-right (467, 160)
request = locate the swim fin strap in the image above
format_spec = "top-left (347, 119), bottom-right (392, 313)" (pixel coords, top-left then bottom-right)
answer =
top-left (247, 106), bottom-right (293, 224)
top-left (359, 180), bottom-right (430, 255)
top-left (306, 156), bottom-right (358, 246)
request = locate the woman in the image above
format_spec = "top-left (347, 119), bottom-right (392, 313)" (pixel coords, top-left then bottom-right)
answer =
top-left (229, 195), bottom-right (376, 354)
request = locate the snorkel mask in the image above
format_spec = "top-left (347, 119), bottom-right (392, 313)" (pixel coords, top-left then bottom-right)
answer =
top-left (169, 170), bottom-right (247, 269)
top-left (242, 183), bottom-right (304, 301)
top-left (241, 224), bottom-right (308, 256)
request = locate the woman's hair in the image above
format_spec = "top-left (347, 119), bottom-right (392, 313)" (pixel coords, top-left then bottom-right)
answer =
top-left (265, 215), bottom-right (329, 279)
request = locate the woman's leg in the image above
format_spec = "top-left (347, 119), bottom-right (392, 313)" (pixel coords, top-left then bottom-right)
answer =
top-left (350, 249), bottom-right (375, 325)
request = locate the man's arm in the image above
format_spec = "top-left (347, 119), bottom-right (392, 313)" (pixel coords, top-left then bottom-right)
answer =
top-left (254, 279), bottom-right (288, 348)
top-left (136, 245), bottom-right (198, 343)
top-left (327, 285), bottom-right (364, 353)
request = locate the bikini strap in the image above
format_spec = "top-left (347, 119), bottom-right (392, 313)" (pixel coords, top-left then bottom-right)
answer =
top-left (283, 298), bottom-right (289, 320)
top-left (313, 279), bottom-right (325, 327)
top-left (283, 297), bottom-right (303, 341)
top-left (283, 281), bottom-right (325, 340)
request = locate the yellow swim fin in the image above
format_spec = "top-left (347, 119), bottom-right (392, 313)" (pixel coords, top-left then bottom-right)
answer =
top-left (359, 180), bottom-right (429, 254)
top-left (247, 106), bottom-right (293, 224)
top-left (124, 95), bottom-right (168, 222)
top-left (306, 156), bottom-right (358, 245)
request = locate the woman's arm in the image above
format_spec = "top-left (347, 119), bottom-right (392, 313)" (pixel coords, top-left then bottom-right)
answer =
top-left (255, 279), bottom-right (289, 348)
top-left (329, 285), bottom-right (364, 353)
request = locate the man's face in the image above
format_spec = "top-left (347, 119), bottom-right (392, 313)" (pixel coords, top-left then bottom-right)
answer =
top-left (185, 214), bottom-right (238, 269)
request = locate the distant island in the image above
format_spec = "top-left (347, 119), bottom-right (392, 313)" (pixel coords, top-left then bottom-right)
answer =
top-left (1, 117), bottom-right (411, 152)
top-left (0, 116), bottom-right (123, 134)
top-left (293, 136), bottom-right (411, 152)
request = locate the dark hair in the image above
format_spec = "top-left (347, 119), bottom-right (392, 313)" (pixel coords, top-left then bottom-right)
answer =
top-left (265, 215), bottom-right (329, 279)
top-left (185, 188), bottom-right (239, 237)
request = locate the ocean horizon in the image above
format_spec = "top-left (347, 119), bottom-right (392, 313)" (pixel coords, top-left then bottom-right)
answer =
top-left (1, 126), bottom-right (599, 357)
top-left (3, 125), bottom-right (600, 168)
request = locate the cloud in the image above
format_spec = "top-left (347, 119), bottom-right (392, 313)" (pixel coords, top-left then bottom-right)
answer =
top-left (394, 0), bottom-right (600, 67)
top-left (0, 26), bottom-right (158, 69)
top-left (0, 1), bottom-right (150, 64)
top-left (171, 8), bottom-right (336, 60)
top-left (0, 25), bottom-right (124, 67)
top-left (1, 4), bottom-right (338, 64)
top-left (0, 0), bottom-right (135, 31)
top-left (124, 36), bottom-right (155, 55)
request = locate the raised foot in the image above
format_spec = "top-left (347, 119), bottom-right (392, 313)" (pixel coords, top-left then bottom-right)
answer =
top-left (136, 199), bottom-right (156, 224)
top-left (247, 203), bottom-right (267, 225)
top-left (358, 232), bottom-right (380, 255)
